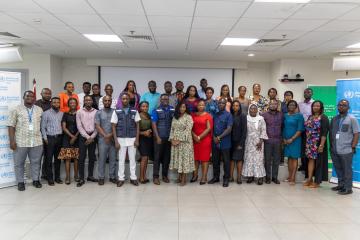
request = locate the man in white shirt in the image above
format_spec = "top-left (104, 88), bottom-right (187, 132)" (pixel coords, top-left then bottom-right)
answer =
top-left (77, 82), bottom-right (92, 108)
top-left (98, 84), bottom-right (117, 110)
top-left (197, 78), bottom-right (208, 99)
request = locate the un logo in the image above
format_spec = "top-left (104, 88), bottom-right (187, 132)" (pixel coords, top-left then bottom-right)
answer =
top-left (344, 90), bottom-right (355, 99)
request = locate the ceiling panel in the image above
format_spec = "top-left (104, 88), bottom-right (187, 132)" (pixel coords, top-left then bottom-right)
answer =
top-left (192, 17), bottom-right (237, 30)
top-left (102, 14), bottom-right (149, 28)
top-left (195, 0), bottom-right (250, 18)
top-left (291, 3), bottom-right (357, 20)
top-left (142, 0), bottom-right (195, 17)
top-left (0, 13), bottom-right (21, 24)
top-left (152, 27), bottom-right (189, 37)
top-left (232, 18), bottom-right (283, 31)
top-left (148, 16), bottom-right (192, 28)
top-left (339, 6), bottom-right (360, 20)
top-left (263, 30), bottom-right (306, 40)
top-left (227, 30), bottom-right (268, 38)
top-left (72, 26), bottom-right (113, 35)
top-left (316, 20), bottom-right (360, 32)
top-left (243, 2), bottom-right (303, 19)
top-left (275, 19), bottom-right (328, 31)
top-left (56, 14), bottom-right (107, 27)
top-left (34, 0), bottom-right (94, 14)
top-left (87, 0), bottom-right (144, 15)
top-left (8, 12), bottom-right (66, 26)
top-left (0, 0), bottom-right (44, 13)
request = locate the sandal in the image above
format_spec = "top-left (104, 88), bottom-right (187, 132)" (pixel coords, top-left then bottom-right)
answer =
top-left (65, 178), bottom-right (71, 185)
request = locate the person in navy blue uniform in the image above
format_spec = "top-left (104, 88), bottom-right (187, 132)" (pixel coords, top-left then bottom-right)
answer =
top-left (151, 94), bottom-right (175, 185)
top-left (208, 98), bottom-right (233, 187)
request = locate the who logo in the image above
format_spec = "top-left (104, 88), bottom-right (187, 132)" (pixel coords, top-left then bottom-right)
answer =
top-left (344, 90), bottom-right (355, 99)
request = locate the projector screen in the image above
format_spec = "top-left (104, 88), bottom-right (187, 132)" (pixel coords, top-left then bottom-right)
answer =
top-left (100, 67), bottom-right (233, 100)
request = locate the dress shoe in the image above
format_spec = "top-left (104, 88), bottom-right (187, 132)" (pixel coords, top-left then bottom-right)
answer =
top-left (272, 178), bottom-right (280, 184)
top-left (208, 178), bottom-right (220, 184)
top-left (223, 180), bottom-right (229, 187)
top-left (331, 186), bottom-right (344, 191)
top-left (246, 177), bottom-right (254, 184)
top-left (117, 180), bottom-right (125, 187)
top-left (130, 179), bottom-right (139, 186)
top-left (229, 177), bottom-right (234, 183)
top-left (199, 181), bottom-right (207, 185)
top-left (17, 182), bottom-right (25, 191)
top-left (33, 181), bottom-right (42, 188)
top-left (76, 180), bottom-right (85, 187)
top-left (109, 178), bottom-right (117, 184)
top-left (190, 176), bottom-right (198, 183)
top-left (236, 178), bottom-right (242, 184)
top-left (162, 176), bottom-right (170, 183)
top-left (338, 189), bottom-right (353, 195)
top-left (48, 180), bottom-right (55, 186)
top-left (257, 178), bottom-right (263, 185)
top-left (65, 178), bottom-right (71, 185)
top-left (74, 176), bottom-right (80, 182)
top-left (87, 176), bottom-right (98, 182)
top-left (153, 178), bottom-right (160, 185)
top-left (98, 179), bottom-right (105, 186)
top-left (265, 177), bottom-right (271, 184)
top-left (55, 179), bottom-right (63, 184)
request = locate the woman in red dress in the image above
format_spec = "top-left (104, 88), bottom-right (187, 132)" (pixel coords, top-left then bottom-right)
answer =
top-left (191, 99), bottom-right (213, 185)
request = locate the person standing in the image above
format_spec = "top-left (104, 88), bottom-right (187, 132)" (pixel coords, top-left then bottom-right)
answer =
top-left (267, 88), bottom-right (281, 112)
top-left (330, 99), bottom-right (359, 195)
top-left (151, 94), bottom-right (175, 185)
top-left (184, 85), bottom-right (200, 113)
top-left (91, 83), bottom-right (101, 110)
top-left (303, 101), bottom-right (329, 188)
top-left (76, 95), bottom-right (98, 187)
top-left (59, 81), bottom-right (80, 112)
top-left (281, 91), bottom-right (293, 114)
top-left (249, 83), bottom-right (268, 113)
top-left (8, 91), bottom-right (43, 191)
top-left (95, 95), bottom-right (117, 185)
top-left (243, 104), bottom-right (268, 185)
top-left (138, 101), bottom-right (153, 184)
top-left (99, 84), bottom-right (117, 110)
top-left (140, 80), bottom-right (160, 114)
top-left (262, 99), bottom-right (283, 184)
top-left (191, 99), bottom-right (213, 185)
top-left (35, 88), bottom-right (52, 180)
top-left (77, 82), bottom-right (91, 108)
top-left (235, 86), bottom-right (250, 115)
top-left (111, 93), bottom-right (141, 187)
top-left (41, 97), bottom-right (64, 186)
top-left (116, 80), bottom-right (141, 109)
top-left (204, 87), bottom-right (218, 118)
top-left (230, 100), bottom-right (247, 184)
top-left (172, 81), bottom-right (185, 103)
top-left (169, 101), bottom-right (194, 186)
top-left (283, 100), bottom-right (304, 185)
top-left (216, 84), bottom-right (232, 112)
top-left (58, 98), bottom-right (80, 185)
top-left (208, 98), bottom-right (233, 187)
top-left (197, 78), bottom-right (208, 99)
top-left (161, 81), bottom-right (177, 107)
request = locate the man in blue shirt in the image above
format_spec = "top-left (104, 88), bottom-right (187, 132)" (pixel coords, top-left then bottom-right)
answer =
top-left (208, 98), bottom-right (233, 187)
top-left (140, 80), bottom-right (161, 113)
top-left (151, 94), bottom-right (175, 185)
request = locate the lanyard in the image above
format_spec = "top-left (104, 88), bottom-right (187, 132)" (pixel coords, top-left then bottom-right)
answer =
top-left (338, 116), bottom-right (346, 131)
top-left (26, 106), bottom-right (34, 123)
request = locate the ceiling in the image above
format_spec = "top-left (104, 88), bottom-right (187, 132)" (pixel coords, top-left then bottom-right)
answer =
top-left (1, 0), bottom-right (360, 62)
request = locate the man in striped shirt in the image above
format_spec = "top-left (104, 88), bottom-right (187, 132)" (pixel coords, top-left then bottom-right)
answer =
top-left (41, 97), bottom-right (64, 186)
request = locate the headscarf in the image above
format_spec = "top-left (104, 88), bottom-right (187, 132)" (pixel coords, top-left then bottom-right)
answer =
top-left (247, 103), bottom-right (263, 130)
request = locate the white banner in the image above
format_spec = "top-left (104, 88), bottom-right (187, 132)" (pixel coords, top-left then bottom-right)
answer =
top-left (0, 71), bottom-right (21, 188)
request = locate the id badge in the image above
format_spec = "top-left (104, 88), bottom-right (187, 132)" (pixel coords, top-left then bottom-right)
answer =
top-left (29, 124), bottom-right (34, 131)
top-left (336, 133), bottom-right (340, 139)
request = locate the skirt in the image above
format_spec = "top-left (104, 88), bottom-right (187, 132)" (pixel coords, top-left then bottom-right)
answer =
top-left (231, 142), bottom-right (245, 162)
top-left (58, 148), bottom-right (79, 160)
top-left (139, 136), bottom-right (153, 157)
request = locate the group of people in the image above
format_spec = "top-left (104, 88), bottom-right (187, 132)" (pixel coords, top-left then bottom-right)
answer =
top-left (7, 78), bottom-right (359, 195)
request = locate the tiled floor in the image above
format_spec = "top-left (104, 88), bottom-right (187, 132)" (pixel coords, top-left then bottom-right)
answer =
top-left (0, 180), bottom-right (360, 240)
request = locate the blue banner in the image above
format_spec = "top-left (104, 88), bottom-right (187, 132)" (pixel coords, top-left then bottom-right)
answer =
top-left (332, 79), bottom-right (360, 188)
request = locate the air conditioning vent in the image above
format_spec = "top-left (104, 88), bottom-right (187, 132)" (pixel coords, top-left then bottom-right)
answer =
top-left (0, 32), bottom-right (21, 39)
top-left (123, 34), bottom-right (152, 42)
top-left (255, 38), bottom-right (292, 46)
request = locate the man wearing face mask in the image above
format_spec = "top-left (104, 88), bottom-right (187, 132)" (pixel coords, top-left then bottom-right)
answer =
top-left (262, 99), bottom-right (283, 184)
top-left (208, 98), bottom-right (233, 187)
top-left (140, 80), bottom-right (161, 114)
top-left (41, 97), bottom-right (64, 186)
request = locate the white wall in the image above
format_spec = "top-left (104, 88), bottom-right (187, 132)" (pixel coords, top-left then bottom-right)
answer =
top-left (50, 55), bottom-right (63, 94)
top-left (0, 53), bottom-right (51, 96)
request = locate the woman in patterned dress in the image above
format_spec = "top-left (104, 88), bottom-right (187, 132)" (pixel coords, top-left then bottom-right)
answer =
top-left (242, 104), bottom-right (268, 185)
top-left (58, 98), bottom-right (80, 185)
top-left (169, 101), bottom-right (194, 186)
top-left (303, 100), bottom-right (329, 188)
top-left (249, 83), bottom-right (268, 113)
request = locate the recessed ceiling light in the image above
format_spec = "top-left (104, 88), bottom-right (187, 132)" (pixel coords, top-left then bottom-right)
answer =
top-left (221, 38), bottom-right (258, 46)
top-left (83, 34), bottom-right (122, 42)
top-left (347, 42), bottom-right (360, 49)
top-left (248, 53), bottom-right (255, 57)
top-left (254, 0), bottom-right (311, 3)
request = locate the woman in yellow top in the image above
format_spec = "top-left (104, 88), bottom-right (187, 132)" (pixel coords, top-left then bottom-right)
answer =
top-left (59, 81), bottom-right (80, 112)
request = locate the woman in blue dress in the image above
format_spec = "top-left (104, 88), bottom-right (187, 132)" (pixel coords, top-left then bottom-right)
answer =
top-left (283, 100), bottom-right (304, 185)
top-left (204, 87), bottom-right (218, 117)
